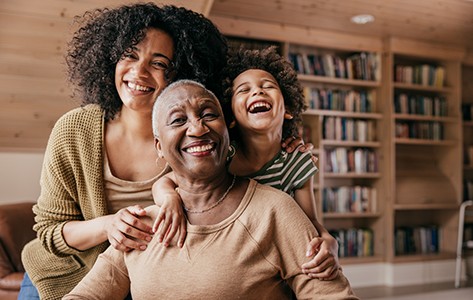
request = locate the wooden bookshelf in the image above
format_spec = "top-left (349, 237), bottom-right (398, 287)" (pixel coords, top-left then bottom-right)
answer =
top-left (217, 18), bottom-right (467, 266)
top-left (385, 37), bottom-right (463, 262)
top-left (285, 42), bottom-right (385, 262)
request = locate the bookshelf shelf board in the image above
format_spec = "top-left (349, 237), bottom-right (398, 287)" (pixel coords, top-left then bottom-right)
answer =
top-left (394, 203), bottom-right (459, 210)
top-left (324, 172), bottom-right (381, 179)
top-left (297, 74), bottom-right (381, 87)
top-left (304, 109), bottom-right (383, 119)
top-left (322, 140), bottom-right (381, 148)
top-left (394, 138), bottom-right (456, 146)
top-left (464, 165), bottom-right (473, 171)
top-left (463, 121), bottom-right (473, 127)
top-left (393, 82), bottom-right (452, 93)
top-left (394, 114), bottom-right (457, 123)
top-left (324, 212), bottom-right (380, 219)
top-left (393, 251), bottom-right (456, 263)
top-left (340, 256), bottom-right (384, 265)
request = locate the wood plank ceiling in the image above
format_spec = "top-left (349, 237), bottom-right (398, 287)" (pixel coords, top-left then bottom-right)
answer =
top-left (209, 0), bottom-right (473, 51)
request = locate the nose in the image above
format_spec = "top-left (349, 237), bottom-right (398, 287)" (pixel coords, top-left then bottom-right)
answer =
top-left (187, 119), bottom-right (210, 137)
top-left (131, 60), bottom-right (149, 77)
top-left (252, 86), bottom-right (265, 96)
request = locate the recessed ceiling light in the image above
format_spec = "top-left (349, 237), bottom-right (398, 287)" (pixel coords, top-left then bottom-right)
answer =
top-left (351, 14), bottom-right (375, 24)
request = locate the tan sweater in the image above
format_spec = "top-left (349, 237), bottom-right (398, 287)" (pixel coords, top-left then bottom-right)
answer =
top-left (22, 104), bottom-right (118, 299)
top-left (65, 180), bottom-right (359, 300)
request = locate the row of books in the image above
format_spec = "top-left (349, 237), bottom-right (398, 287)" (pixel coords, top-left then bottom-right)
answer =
top-left (394, 225), bottom-right (439, 255)
top-left (394, 64), bottom-right (445, 87)
top-left (462, 104), bottom-right (473, 121)
top-left (323, 117), bottom-right (376, 142)
top-left (394, 93), bottom-right (448, 116)
top-left (395, 121), bottom-right (444, 140)
top-left (324, 148), bottom-right (378, 174)
top-left (322, 186), bottom-right (377, 213)
top-left (330, 228), bottom-right (374, 258)
top-left (303, 87), bottom-right (373, 112)
top-left (289, 52), bottom-right (379, 81)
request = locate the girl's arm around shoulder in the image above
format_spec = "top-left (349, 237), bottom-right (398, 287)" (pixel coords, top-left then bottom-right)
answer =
top-left (151, 172), bottom-right (187, 247)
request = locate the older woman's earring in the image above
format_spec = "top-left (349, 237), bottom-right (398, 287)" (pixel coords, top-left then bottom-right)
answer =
top-left (229, 120), bottom-right (236, 128)
top-left (284, 112), bottom-right (293, 120)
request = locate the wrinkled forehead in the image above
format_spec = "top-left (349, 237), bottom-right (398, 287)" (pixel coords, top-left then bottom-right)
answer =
top-left (161, 84), bottom-right (216, 109)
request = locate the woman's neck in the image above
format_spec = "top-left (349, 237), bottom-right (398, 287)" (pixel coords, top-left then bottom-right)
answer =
top-left (104, 107), bottom-right (162, 181)
top-left (175, 175), bottom-right (242, 225)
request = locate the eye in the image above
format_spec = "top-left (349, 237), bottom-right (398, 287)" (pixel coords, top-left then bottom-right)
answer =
top-left (152, 60), bottom-right (170, 70)
top-left (235, 87), bottom-right (250, 94)
top-left (169, 116), bottom-right (187, 126)
top-left (121, 50), bottom-right (137, 60)
top-left (263, 83), bottom-right (277, 89)
top-left (202, 112), bottom-right (219, 121)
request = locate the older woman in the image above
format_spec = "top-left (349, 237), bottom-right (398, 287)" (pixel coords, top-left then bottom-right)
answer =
top-left (64, 80), bottom-right (358, 300)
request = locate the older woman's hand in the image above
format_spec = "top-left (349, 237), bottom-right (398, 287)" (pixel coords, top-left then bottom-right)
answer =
top-left (105, 205), bottom-right (154, 252)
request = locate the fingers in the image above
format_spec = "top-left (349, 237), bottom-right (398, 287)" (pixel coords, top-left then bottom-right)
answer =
top-left (305, 237), bottom-right (323, 257)
top-left (154, 207), bottom-right (187, 248)
top-left (302, 237), bottom-right (341, 280)
top-left (107, 206), bottom-right (154, 252)
top-left (281, 136), bottom-right (295, 148)
top-left (284, 136), bottom-right (304, 153)
top-left (177, 217), bottom-right (187, 248)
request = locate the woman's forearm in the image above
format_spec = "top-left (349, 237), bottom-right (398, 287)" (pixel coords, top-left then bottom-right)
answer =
top-left (62, 216), bottom-right (111, 251)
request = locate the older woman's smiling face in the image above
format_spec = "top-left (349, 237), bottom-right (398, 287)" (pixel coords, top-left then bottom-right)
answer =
top-left (154, 82), bottom-right (229, 179)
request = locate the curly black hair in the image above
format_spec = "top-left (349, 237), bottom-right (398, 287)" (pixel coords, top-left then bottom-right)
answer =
top-left (66, 2), bottom-right (228, 120)
top-left (222, 46), bottom-right (306, 140)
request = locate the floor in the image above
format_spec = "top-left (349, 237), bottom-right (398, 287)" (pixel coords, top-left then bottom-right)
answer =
top-left (353, 280), bottom-right (473, 299)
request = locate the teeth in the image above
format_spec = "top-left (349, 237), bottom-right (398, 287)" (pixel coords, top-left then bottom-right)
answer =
top-left (249, 102), bottom-right (271, 112)
top-left (186, 144), bottom-right (213, 153)
top-left (127, 82), bottom-right (152, 92)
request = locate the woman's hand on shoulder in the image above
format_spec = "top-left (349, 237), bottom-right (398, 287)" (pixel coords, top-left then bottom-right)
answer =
top-left (105, 205), bottom-right (154, 252)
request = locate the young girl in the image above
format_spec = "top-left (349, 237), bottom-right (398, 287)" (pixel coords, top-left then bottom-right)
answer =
top-left (152, 46), bottom-right (340, 280)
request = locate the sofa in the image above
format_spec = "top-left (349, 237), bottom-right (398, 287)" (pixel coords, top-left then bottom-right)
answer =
top-left (0, 202), bottom-right (36, 300)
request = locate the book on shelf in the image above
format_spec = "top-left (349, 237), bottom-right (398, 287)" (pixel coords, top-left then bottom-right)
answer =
top-left (289, 51), bottom-right (379, 81)
top-left (322, 186), bottom-right (377, 213)
top-left (395, 121), bottom-right (444, 140)
top-left (324, 148), bottom-right (378, 173)
top-left (304, 87), bottom-right (373, 112)
top-left (394, 93), bottom-right (447, 116)
top-left (394, 225), bottom-right (439, 255)
top-left (322, 116), bottom-right (376, 142)
top-left (394, 64), bottom-right (445, 88)
top-left (330, 228), bottom-right (374, 258)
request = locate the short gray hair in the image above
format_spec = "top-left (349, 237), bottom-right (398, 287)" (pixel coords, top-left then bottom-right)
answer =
top-left (152, 80), bottom-right (218, 137)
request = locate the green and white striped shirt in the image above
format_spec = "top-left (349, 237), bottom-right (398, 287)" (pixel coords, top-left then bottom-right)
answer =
top-left (229, 143), bottom-right (318, 197)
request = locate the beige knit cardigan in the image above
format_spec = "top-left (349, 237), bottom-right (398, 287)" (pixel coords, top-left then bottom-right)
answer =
top-left (21, 104), bottom-right (110, 300)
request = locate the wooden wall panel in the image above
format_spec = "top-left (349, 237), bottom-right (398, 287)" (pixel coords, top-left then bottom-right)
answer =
top-left (0, 0), bottom-right (212, 151)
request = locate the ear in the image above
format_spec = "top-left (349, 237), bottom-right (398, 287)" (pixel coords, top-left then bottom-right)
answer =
top-left (154, 138), bottom-right (164, 159)
top-left (229, 120), bottom-right (236, 129)
top-left (284, 111), bottom-right (293, 120)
